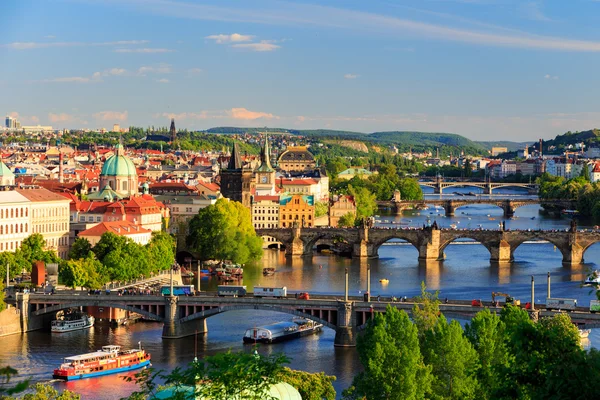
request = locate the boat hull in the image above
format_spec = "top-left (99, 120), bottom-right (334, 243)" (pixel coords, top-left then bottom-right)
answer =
top-left (243, 326), bottom-right (322, 344)
top-left (52, 359), bottom-right (151, 381)
top-left (51, 323), bottom-right (94, 333)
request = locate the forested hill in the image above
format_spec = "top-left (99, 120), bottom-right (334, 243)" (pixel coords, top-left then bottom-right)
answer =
top-left (205, 127), bottom-right (490, 155)
top-left (542, 129), bottom-right (600, 153)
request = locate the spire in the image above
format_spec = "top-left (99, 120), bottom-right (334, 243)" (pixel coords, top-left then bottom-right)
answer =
top-left (115, 134), bottom-right (125, 156)
top-left (170, 119), bottom-right (176, 143)
top-left (227, 142), bottom-right (242, 170)
top-left (257, 134), bottom-right (274, 172)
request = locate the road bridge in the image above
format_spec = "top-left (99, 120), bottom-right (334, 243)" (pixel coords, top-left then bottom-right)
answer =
top-left (16, 292), bottom-right (600, 347)
top-left (255, 226), bottom-right (600, 265)
top-left (377, 198), bottom-right (576, 217)
top-left (418, 180), bottom-right (539, 194)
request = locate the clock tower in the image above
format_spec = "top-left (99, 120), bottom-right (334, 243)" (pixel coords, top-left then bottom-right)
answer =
top-left (255, 135), bottom-right (276, 196)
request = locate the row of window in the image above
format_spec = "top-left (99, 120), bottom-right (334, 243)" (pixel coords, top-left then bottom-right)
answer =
top-left (254, 216), bottom-right (277, 221)
top-left (281, 222), bottom-right (313, 227)
top-left (0, 223), bottom-right (28, 234)
top-left (281, 214), bottom-right (312, 220)
top-left (33, 222), bottom-right (68, 234)
top-left (0, 207), bottom-right (28, 219)
top-left (253, 208), bottom-right (278, 214)
top-left (255, 223), bottom-right (277, 228)
top-left (33, 207), bottom-right (68, 218)
top-left (0, 241), bottom-right (21, 251)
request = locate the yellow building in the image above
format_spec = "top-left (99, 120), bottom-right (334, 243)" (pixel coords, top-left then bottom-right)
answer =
top-left (17, 188), bottom-right (71, 258)
top-left (279, 194), bottom-right (315, 228)
top-left (329, 195), bottom-right (356, 227)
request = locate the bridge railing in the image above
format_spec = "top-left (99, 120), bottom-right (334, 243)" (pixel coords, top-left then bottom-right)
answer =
top-left (105, 269), bottom-right (183, 291)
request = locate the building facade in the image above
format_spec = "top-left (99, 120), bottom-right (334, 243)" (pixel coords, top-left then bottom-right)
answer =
top-left (329, 195), bottom-right (356, 227)
top-left (279, 194), bottom-right (315, 228)
top-left (277, 147), bottom-right (316, 172)
top-left (0, 191), bottom-right (31, 253)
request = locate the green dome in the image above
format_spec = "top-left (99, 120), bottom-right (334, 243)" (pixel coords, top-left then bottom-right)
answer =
top-left (0, 161), bottom-right (14, 178)
top-left (101, 144), bottom-right (136, 177)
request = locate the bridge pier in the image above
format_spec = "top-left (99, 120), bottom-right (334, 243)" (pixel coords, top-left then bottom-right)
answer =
top-left (562, 243), bottom-right (584, 266)
top-left (444, 201), bottom-right (455, 217)
top-left (417, 228), bottom-right (443, 261)
top-left (489, 240), bottom-right (513, 264)
top-left (334, 301), bottom-right (356, 347)
top-left (162, 295), bottom-right (209, 339)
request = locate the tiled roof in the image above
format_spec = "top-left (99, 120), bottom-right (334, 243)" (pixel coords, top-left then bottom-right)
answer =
top-left (79, 221), bottom-right (151, 238)
top-left (15, 188), bottom-right (72, 202)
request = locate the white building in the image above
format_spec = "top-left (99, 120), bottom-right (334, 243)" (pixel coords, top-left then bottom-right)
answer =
top-left (0, 191), bottom-right (31, 253)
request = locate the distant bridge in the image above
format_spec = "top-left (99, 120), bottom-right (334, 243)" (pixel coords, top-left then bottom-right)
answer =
top-left (17, 292), bottom-right (600, 347)
top-left (418, 180), bottom-right (539, 194)
top-left (377, 198), bottom-right (576, 217)
top-left (255, 226), bottom-right (600, 265)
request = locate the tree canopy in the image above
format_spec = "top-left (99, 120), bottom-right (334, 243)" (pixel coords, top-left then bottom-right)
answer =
top-left (186, 199), bottom-right (263, 263)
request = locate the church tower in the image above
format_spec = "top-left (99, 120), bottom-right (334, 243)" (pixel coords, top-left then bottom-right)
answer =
top-left (170, 118), bottom-right (176, 143)
top-left (255, 135), bottom-right (276, 196)
top-left (220, 142), bottom-right (244, 203)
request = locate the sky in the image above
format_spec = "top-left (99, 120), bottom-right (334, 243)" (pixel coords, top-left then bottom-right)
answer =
top-left (2, 0), bottom-right (600, 141)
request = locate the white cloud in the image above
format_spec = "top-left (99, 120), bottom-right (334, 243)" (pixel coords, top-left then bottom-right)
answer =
top-left (230, 40), bottom-right (280, 52)
top-left (107, 68), bottom-right (126, 75)
top-left (544, 74), bottom-right (559, 80)
top-left (93, 111), bottom-right (128, 122)
top-left (188, 68), bottom-right (203, 74)
top-left (40, 67), bottom-right (127, 83)
top-left (157, 78), bottom-right (170, 83)
top-left (121, 1), bottom-right (600, 52)
top-left (137, 64), bottom-right (172, 75)
top-left (48, 113), bottom-right (75, 123)
top-left (519, 2), bottom-right (552, 22)
top-left (2, 40), bottom-right (149, 50)
top-left (344, 73), bottom-right (359, 79)
top-left (115, 48), bottom-right (173, 53)
top-left (44, 35), bottom-right (56, 39)
top-left (44, 76), bottom-right (91, 83)
top-left (205, 33), bottom-right (253, 44)
top-left (230, 107), bottom-right (277, 120)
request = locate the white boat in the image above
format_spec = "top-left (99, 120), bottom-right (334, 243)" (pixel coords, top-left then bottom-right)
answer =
top-left (584, 271), bottom-right (600, 285)
top-left (243, 317), bottom-right (322, 344)
top-left (52, 314), bottom-right (95, 333)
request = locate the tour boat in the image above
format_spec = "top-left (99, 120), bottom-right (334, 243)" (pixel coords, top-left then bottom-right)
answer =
top-left (51, 314), bottom-right (95, 333)
top-left (243, 318), bottom-right (323, 344)
top-left (52, 344), bottom-right (151, 380)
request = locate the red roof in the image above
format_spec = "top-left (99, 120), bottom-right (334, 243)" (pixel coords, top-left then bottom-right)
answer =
top-left (280, 178), bottom-right (318, 186)
top-left (253, 195), bottom-right (280, 202)
top-left (196, 181), bottom-right (220, 192)
top-left (79, 221), bottom-right (151, 238)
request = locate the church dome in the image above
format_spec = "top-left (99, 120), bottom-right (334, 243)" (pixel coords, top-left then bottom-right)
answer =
top-left (101, 144), bottom-right (136, 177)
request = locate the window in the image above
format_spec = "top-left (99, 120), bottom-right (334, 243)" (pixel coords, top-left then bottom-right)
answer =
top-left (79, 216), bottom-right (85, 222)
top-left (97, 217), bottom-right (101, 222)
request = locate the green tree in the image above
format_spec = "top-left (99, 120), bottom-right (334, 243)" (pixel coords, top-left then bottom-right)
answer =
top-left (0, 252), bottom-right (23, 281)
top-left (59, 255), bottom-right (107, 290)
top-left (421, 315), bottom-right (479, 400)
top-left (580, 163), bottom-right (591, 181)
top-left (399, 178), bottom-right (424, 200)
top-left (146, 232), bottom-right (176, 271)
top-left (92, 232), bottom-right (128, 263)
top-left (314, 202), bottom-right (329, 218)
top-left (347, 185), bottom-right (377, 223)
top-left (186, 199), bottom-right (263, 263)
top-left (464, 309), bottom-right (508, 399)
top-left (344, 306), bottom-right (431, 400)
top-left (5, 383), bottom-right (80, 400)
top-left (337, 212), bottom-right (356, 227)
top-left (0, 282), bottom-right (5, 312)
top-left (277, 367), bottom-right (336, 400)
top-left (463, 159), bottom-right (473, 177)
top-left (412, 282), bottom-right (441, 339)
top-left (19, 234), bottom-right (60, 266)
top-left (68, 238), bottom-right (92, 260)
top-left (126, 350), bottom-right (289, 400)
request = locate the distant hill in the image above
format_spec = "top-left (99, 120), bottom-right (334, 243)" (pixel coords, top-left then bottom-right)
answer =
top-left (203, 127), bottom-right (530, 155)
top-left (543, 129), bottom-right (600, 153)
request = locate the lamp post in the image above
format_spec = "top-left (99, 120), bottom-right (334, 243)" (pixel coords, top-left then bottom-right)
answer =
top-left (344, 268), bottom-right (349, 302)
top-left (367, 266), bottom-right (371, 302)
top-left (531, 275), bottom-right (535, 311)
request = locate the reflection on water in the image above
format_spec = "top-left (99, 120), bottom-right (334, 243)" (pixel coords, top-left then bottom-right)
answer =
top-left (4, 189), bottom-right (600, 399)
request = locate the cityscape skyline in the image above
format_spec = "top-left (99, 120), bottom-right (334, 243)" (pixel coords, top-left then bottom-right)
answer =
top-left (2, 0), bottom-right (600, 141)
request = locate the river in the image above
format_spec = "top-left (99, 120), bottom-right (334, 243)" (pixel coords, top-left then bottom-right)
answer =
top-left (3, 188), bottom-right (600, 399)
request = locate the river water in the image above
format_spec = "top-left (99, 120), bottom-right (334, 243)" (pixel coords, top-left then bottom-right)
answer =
top-left (3, 188), bottom-right (600, 399)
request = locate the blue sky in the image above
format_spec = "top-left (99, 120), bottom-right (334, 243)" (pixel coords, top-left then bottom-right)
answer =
top-left (2, 0), bottom-right (600, 141)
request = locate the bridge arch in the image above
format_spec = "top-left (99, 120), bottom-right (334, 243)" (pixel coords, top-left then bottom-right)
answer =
top-left (31, 302), bottom-right (164, 322)
top-left (438, 234), bottom-right (494, 260)
top-left (510, 235), bottom-right (569, 262)
top-left (302, 232), bottom-right (354, 255)
top-left (370, 234), bottom-right (421, 258)
top-left (176, 250), bottom-right (196, 265)
top-left (441, 182), bottom-right (487, 191)
top-left (178, 304), bottom-right (337, 331)
top-left (582, 240), bottom-right (600, 260)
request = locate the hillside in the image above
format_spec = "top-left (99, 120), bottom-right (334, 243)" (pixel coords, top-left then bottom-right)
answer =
top-left (542, 129), bottom-right (600, 153)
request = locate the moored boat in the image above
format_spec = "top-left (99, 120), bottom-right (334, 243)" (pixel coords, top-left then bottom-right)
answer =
top-left (51, 314), bottom-right (95, 333)
top-left (243, 318), bottom-right (323, 344)
top-left (584, 271), bottom-right (600, 285)
top-left (52, 344), bottom-right (151, 380)
top-left (262, 267), bottom-right (276, 276)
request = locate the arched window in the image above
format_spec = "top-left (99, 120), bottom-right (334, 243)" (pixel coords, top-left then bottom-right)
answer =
top-left (25, 208), bottom-right (28, 217)
top-left (122, 181), bottom-right (128, 191)
top-left (20, 224), bottom-right (23, 233)
top-left (0, 226), bottom-right (2, 234)
top-left (10, 209), bottom-right (13, 218)
top-left (25, 223), bottom-right (28, 232)
top-left (10, 225), bottom-right (13, 234)
top-left (20, 208), bottom-right (23, 217)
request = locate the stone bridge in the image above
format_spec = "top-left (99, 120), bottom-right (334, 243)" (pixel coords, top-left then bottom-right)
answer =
top-left (16, 292), bottom-right (600, 347)
top-left (418, 180), bottom-right (539, 194)
top-left (377, 199), bottom-right (576, 217)
top-left (255, 226), bottom-right (600, 265)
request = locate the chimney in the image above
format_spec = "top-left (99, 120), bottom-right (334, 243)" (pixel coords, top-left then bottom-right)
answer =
top-left (59, 152), bottom-right (64, 183)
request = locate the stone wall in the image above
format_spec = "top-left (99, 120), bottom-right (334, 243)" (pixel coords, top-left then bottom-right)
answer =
top-left (0, 306), bottom-right (23, 337)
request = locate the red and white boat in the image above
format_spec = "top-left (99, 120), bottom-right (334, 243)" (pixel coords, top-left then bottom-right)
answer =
top-left (52, 344), bottom-right (151, 380)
